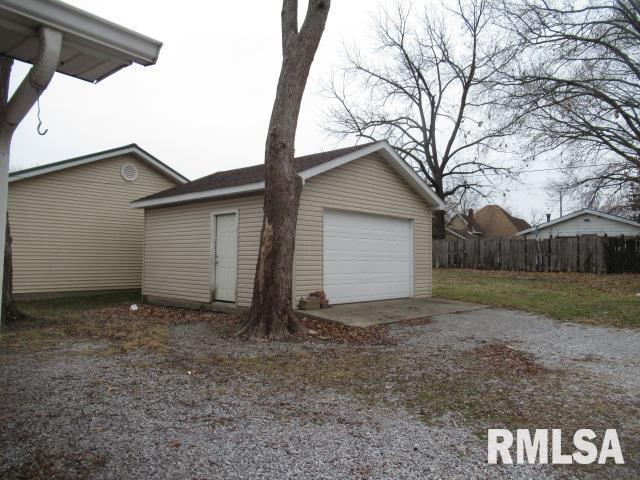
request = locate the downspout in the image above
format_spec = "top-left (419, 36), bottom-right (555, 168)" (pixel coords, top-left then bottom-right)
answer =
top-left (0, 27), bottom-right (62, 325)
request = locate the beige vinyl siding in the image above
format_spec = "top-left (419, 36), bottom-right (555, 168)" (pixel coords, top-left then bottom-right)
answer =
top-left (142, 195), bottom-right (263, 307)
top-left (294, 153), bottom-right (433, 300)
top-left (8, 154), bottom-right (178, 294)
top-left (142, 153), bottom-right (433, 307)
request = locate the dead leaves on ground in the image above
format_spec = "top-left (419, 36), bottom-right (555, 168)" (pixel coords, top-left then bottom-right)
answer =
top-left (301, 317), bottom-right (392, 345)
top-left (0, 304), bottom-right (241, 353)
top-left (1, 300), bottom-right (397, 353)
top-left (469, 343), bottom-right (547, 376)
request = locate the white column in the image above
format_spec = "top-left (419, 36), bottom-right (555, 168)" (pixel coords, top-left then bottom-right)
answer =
top-left (0, 27), bottom-right (62, 324)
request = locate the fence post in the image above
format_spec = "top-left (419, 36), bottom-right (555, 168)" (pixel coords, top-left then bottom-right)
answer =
top-left (577, 235), bottom-right (581, 272)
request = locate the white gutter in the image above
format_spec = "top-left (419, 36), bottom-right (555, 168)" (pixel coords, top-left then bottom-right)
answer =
top-left (0, 0), bottom-right (162, 67)
top-left (0, 26), bottom-right (62, 322)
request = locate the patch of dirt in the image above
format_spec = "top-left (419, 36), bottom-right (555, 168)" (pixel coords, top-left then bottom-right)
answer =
top-left (0, 304), bottom-right (242, 353)
top-left (469, 343), bottom-right (547, 376)
top-left (406, 343), bottom-right (640, 474)
top-left (87, 304), bottom-right (240, 331)
top-left (300, 316), bottom-right (392, 345)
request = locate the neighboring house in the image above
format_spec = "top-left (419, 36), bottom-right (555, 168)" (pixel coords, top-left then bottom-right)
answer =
top-left (518, 209), bottom-right (640, 239)
top-left (445, 205), bottom-right (531, 239)
top-left (131, 141), bottom-right (445, 308)
top-left (8, 145), bottom-right (187, 297)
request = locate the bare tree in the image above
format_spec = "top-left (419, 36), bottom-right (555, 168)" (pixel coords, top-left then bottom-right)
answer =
top-left (237, 0), bottom-right (330, 338)
top-left (498, 0), bottom-right (640, 217)
top-left (447, 187), bottom-right (484, 217)
top-left (528, 209), bottom-right (547, 227)
top-left (324, 0), bottom-right (519, 238)
top-left (1, 57), bottom-right (25, 324)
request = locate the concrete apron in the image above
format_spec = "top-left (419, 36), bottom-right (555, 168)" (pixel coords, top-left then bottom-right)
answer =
top-left (295, 297), bottom-right (485, 328)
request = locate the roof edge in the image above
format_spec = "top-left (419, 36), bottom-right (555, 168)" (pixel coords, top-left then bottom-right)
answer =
top-left (131, 141), bottom-right (445, 210)
top-left (453, 213), bottom-right (468, 225)
top-left (131, 181), bottom-right (265, 208)
top-left (9, 144), bottom-right (188, 184)
top-left (445, 228), bottom-right (469, 240)
top-left (299, 140), bottom-right (445, 209)
top-left (518, 208), bottom-right (640, 235)
top-left (1, 0), bottom-right (163, 67)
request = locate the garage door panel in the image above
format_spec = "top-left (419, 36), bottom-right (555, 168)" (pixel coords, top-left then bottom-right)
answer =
top-left (323, 210), bottom-right (411, 304)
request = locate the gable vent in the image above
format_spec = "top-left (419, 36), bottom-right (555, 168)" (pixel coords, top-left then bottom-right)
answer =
top-left (121, 163), bottom-right (138, 182)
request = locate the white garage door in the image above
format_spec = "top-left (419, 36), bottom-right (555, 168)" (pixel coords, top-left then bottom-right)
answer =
top-left (323, 210), bottom-right (412, 304)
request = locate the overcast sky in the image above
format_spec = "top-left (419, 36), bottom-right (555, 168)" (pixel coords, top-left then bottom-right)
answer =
top-left (8, 0), bottom-right (565, 223)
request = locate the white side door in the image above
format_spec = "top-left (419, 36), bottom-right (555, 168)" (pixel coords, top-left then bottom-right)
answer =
top-left (214, 213), bottom-right (237, 302)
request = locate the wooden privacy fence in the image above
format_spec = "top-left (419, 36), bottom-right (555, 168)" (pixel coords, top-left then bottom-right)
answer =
top-left (432, 236), bottom-right (640, 274)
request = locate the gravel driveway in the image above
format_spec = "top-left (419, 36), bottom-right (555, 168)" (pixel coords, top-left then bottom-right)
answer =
top-left (1, 305), bottom-right (638, 479)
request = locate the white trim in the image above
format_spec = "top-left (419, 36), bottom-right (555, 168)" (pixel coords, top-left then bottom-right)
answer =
top-left (132, 181), bottom-right (265, 209)
top-left (0, 0), bottom-right (162, 67)
top-left (300, 141), bottom-right (445, 209)
top-left (299, 142), bottom-right (387, 179)
top-left (517, 208), bottom-right (640, 236)
top-left (210, 209), bottom-right (239, 304)
top-left (445, 227), bottom-right (468, 240)
top-left (141, 209), bottom-right (146, 296)
top-left (452, 213), bottom-right (468, 226)
top-left (131, 140), bottom-right (445, 209)
top-left (9, 146), bottom-right (187, 184)
top-left (410, 219), bottom-right (415, 298)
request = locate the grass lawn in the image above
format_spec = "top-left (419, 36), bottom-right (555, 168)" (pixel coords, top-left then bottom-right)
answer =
top-left (433, 269), bottom-right (640, 328)
top-left (17, 290), bottom-right (141, 318)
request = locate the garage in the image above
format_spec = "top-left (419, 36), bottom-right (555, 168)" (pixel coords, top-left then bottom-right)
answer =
top-left (323, 209), bottom-right (412, 304)
top-left (134, 140), bottom-right (444, 308)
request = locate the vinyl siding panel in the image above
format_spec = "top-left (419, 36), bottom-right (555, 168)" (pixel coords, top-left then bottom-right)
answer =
top-left (142, 153), bottom-right (433, 307)
top-left (8, 155), bottom-right (179, 294)
top-left (294, 153), bottom-right (433, 300)
top-left (142, 195), bottom-right (263, 307)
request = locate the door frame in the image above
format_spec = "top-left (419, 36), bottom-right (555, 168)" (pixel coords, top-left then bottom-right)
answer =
top-left (210, 209), bottom-right (239, 303)
top-left (322, 207), bottom-right (415, 302)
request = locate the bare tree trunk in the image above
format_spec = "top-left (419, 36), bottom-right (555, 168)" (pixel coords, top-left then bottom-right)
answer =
top-left (2, 213), bottom-right (24, 324)
top-left (1, 56), bottom-right (25, 325)
top-left (237, 0), bottom-right (331, 338)
top-left (432, 210), bottom-right (446, 239)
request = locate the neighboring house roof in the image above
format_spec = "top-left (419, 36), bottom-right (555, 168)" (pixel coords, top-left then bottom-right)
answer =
top-left (450, 212), bottom-right (472, 228)
top-left (454, 212), bottom-right (468, 223)
top-left (503, 210), bottom-right (531, 233)
top-left (9, 144), bottom-right (188, 184)
top-left (446, 205), bottom-right (530, 238)
top-left (518, 208), bottom-right (640, 236)
top-left (131, 140), bottom-right (446, 209)
top-left (473, 205), bottom-right (530, 237)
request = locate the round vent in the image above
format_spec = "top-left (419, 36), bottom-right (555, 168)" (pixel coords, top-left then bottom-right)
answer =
top-left (121, 163), bottom-right (138, 182)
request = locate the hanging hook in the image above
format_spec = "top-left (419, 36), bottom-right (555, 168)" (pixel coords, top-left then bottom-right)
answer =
top-left (36, 94), bottom-right (48, 136)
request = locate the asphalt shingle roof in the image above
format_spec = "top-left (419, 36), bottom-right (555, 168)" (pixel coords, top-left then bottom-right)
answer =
top-left (138, 142), bottom-right (378, 202)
